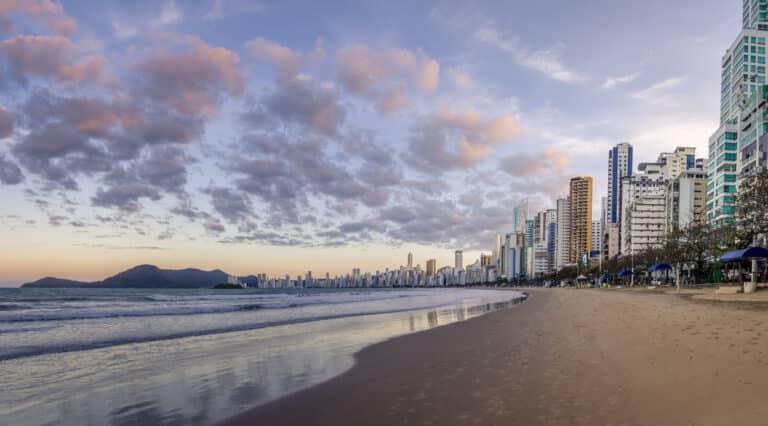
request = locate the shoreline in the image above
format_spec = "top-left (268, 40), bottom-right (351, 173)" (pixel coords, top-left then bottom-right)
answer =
top-left (221, 288), bottom-right (768, 426)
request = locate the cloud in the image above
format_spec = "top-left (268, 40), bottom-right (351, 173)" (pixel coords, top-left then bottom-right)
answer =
top-left (206, 186), bottom-right (253, 224)
top-left (474, 27), bottom-right (578, 83)
top-left (498, 148), bottom-right (571, 177)
top-left (419, 58), bottom-right (440, 93)
top-left (153, 0), bottom-right (181, 26)
top-left (336, 45), bottom-right (440, 112)
top-left (403, 107), bottom-right (522, 174)
top-left (205, 0), bottom-right (264, 20)
top-left (133, 34), bottom-right (244, 116)
top-left (246, 37), bottom-right (301, 81)
top-left (377, 84), bottom-right (408, 114)
top-left (0, 0), bottom-right (77, 35)
top-left (446, 68), bottom-right (473, 89)
top-left (630, 77), bottom-right (684, 104)
top-left (0, 105), bottom-right (13, 138)
top-left (243, 78), bottom-right (346, 136)
top-left (601, 72), bottom-right (640, 89)
top-left (0, 154), bottom-right (23, 184)
top-left (0, 35), bottom-right (105, 85)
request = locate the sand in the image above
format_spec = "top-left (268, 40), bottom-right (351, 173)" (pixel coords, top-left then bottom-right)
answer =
top-left (220, 289), bottom-right (768, 426)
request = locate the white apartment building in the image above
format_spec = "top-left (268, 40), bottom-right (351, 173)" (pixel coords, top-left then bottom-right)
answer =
top-left (555, 197), bottom-right (570, 270)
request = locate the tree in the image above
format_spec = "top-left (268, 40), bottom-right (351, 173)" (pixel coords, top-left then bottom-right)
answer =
top-left (734, 169), bottom-right (768, 246)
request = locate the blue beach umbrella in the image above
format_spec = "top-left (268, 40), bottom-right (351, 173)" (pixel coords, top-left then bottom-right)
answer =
top-left (618, 270), bottom-right (634, 277)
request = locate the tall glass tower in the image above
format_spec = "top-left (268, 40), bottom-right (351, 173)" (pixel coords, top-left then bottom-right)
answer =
top-left (607, 143), bottom-right (633, 225)
top-left (707, 0), bottom-right (768, 225)
top-left (743, 0), bottom-right (768, 31)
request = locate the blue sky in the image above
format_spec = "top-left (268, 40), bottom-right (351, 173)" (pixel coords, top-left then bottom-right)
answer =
top-left (0, 0), bottom-right (743, 284)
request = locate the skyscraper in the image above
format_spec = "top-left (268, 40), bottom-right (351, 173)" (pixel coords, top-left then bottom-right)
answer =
top-left (569, 177), bottom-right (593, 264)
top-left (708, 0), bottom-right (768, 224)
top-left (426, 259), bottom-right (436, 277)
top-left (744, 0), bottom-right (768, 31)
top-left (407, 252), bottom-right (413, 268)
top-left (454, 250), bottom-right (463, 270)
top-left (555, 197), bottom-right (570, 271)
top-left (591, 221), bottom-right (602, 255)
top-left (608, 143), bottom-right (633, 226)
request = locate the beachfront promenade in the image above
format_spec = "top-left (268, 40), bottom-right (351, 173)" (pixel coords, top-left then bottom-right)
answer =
top-left (222, 288), bottom-right (768, 426)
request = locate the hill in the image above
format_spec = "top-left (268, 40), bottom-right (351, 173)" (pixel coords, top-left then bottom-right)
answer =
top-left (21, 265), bottom-right (231, 289)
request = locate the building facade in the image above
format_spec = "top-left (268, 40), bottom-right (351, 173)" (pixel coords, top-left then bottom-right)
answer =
top-left (666, 166), bottom-right (708, 233)
top-left (707, 1), bottom-right (768, 224)
top-left (568, 177), bottom-right (593, 264)
top-left (608, 143), bottom-right (633, 226)
top-left (555, 197), bottom-right (570, 271)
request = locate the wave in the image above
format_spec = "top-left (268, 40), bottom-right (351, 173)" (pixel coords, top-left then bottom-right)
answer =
top-left (0, 304), bottom-right (31, 311)
top-left (0, 292), bottom-right (426, 323)
top-left (0, 296), bottom-right (527, 362)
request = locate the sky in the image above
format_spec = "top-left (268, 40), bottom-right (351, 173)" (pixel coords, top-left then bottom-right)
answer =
top-left (0, 0), bottom-right (743, 286)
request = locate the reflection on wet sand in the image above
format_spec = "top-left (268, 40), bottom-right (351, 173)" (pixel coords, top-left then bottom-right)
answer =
top-left (2, 293), bottom-right (526, 426)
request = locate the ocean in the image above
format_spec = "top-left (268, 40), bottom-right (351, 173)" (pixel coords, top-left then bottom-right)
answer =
top-left (0, 287), bottom-right (525, 425)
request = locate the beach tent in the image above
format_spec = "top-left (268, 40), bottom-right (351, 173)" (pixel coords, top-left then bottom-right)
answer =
top-left (599, 273), bottom-right (613, 288)
top-left (720, 247), bottom-right (768, 263)
top-left (648, 264), bottom-right (673, 285)
top-left (720, 247), bottom-right (768, 293)
top-left (647, 264), bottom-right (673, 272)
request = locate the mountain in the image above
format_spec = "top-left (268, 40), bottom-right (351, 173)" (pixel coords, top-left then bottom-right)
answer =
top-left (22, 277), bottom-right (93, 288)
top-left (21, 265), bottom-right (231, 289)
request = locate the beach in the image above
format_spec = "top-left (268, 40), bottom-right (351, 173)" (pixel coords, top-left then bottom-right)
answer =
top-left (222, 288), bottom-right (768, 426)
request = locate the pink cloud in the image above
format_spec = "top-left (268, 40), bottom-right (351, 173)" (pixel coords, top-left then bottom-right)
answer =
top-left (377, 85), bottom-right (408, 114)
top-left (0, 35), bottom-right (105, 84)
top-left (419, 58), bottom-right (439, 93)
top-left (246, 37), bottom-right (301, 81)
top-left (134, 36), bottom-right (244, 116)
top-left (0, 0), bottom-right (77, 35)
top-left (336, 45), bottom-right (440, 111)
top-left (434, 107), bottom-right (521, 143)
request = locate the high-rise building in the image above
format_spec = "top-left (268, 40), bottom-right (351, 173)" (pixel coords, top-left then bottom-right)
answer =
top-left (591, 221), bottom-right (602, 255)
top-left (492, 234), bottom-right (502, 270)
top-left (738, 85), bottom-right (768, 181)
top-left (608, 143), bottom-right (633, 226)
top-left (426, 258), bottom-right (436, 277)
top-left (625, 192), bottom-right (667, 255)
top-left (513, 202), bottom-right (527, 233)
top-left (744, 0), bottom-right (768, 31)
top-left (568, 177), bottom-right (593, 264)
top-left (454, 250), bottom-right (463, 270)
top-left (600, 196), bottom-right (608, 259)
top-left (707, 125), bottom-right (739, 225)
top-left (524, 219), bottom-right (535, 277)
top-left (480, 254), bottom-right (492, 266)
top-left (707, 1), bottom-right (768, 224)
top-left (657, 147), bottom-right (697, 180)
top-left (620, 162), bottom-right (667, 255)
top-left (555, 197), bottom-right (570, 271)
top-left (407, 252), bottom-right (413, 268)
top-left (666, 164), bottom-right (708, 233)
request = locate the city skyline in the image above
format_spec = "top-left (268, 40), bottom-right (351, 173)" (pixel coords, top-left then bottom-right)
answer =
top-left (0, 0), bottom-right (743, 285)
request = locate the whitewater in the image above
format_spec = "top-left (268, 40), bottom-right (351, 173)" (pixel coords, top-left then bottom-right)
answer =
top-left (0, 287), bottom-right (525, 426)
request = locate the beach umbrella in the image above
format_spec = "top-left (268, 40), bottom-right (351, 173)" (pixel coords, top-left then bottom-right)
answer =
top-left (600, 273), bottom-right (612, 280)
top-left (618, 270), bottom-right (633, 277)
top-left (647, 264), bottom-right (673, 272)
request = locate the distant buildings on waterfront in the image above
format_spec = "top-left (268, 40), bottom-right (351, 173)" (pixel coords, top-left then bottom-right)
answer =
top-left (250, 0), bottom-right (768, 289)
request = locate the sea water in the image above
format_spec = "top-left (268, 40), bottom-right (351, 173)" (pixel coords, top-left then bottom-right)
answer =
top-left (0, 287), bottom-right (525, 425)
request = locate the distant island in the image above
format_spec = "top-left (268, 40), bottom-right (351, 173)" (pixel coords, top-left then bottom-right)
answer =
top-left (21, 265), bottom-right (259, 289)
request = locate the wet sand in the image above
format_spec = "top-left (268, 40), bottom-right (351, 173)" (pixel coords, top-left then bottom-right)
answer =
top-left (221, 289), bottom-right (768, 426)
